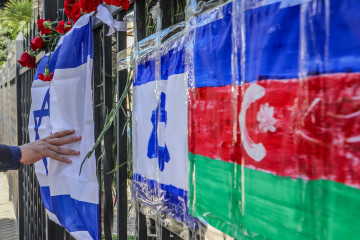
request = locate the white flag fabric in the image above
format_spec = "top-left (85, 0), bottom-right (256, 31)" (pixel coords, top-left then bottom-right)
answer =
top-left (28, 13), bottom-right (99, 240)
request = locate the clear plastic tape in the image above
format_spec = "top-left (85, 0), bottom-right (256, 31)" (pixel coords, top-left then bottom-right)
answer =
top-left (132, 0), bottom-right (360, 239)
top-left (117, 46), bottom-right (132, 71)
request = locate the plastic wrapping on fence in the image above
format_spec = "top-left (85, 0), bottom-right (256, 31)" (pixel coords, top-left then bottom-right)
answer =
top-left (132, 0), bottom-right (360, 239)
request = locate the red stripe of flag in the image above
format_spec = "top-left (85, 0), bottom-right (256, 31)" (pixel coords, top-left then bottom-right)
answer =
top-left (188, 73), bottom-right (360, 188)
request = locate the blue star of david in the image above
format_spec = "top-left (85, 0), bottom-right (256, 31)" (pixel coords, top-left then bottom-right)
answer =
top-left (33, 89), bottom-right (50, 175)
top-left (147, 92), bottom-right (170, 172)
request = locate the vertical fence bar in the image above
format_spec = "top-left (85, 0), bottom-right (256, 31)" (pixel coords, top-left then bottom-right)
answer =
top-left (93, 27), bottom-right (103, 240)
top-left (18, 167), bottom-right (24, 240)
top-left (57, 0), bottom-right (65, 20)
top-left (134, 1), bottom-right (148, 239)
top-left (150, 219), bottom-right (156, 235)
top-left (48, 220), bottom-right (65, 239)
top-left (42, 189), bottom-right (46, 240)
top-left (15, 32), bottom-right (24, 240)
top-left (135, 202), bottom-right (147, 240)
top-left (31, 164), bottom-right (35, 239)
top-left (37, 0), bottom-right (41, 20)
top-left (29, 17), bottom-right (32, 45)
top-left (43, 0), bottom-right (58, 20)
top-left (57, 0), bottom-right (65, 10)
top-left (102, 24), bottom-right (114, 240)
top-left (116, 11), bottom-right (128, 240)
top-left (161, 226), bottom-right (171, 240)
top-left (160, 0), bottom-right (173, 29)
top-left (135, 0), bottom-right (146, 42)
top-left (25, 73), bottom-right (31, 240)
top-left (24, 72), bottom-right (29, 239)
top-left (21, 84), bottom-right (26, 239)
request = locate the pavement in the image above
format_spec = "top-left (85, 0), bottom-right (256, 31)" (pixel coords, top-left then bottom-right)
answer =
top-left (0, 172), bottom-right (19, 239)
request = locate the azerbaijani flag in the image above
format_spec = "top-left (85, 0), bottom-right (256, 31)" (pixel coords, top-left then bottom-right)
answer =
top-left (188, 1), bottom-right (360, 239)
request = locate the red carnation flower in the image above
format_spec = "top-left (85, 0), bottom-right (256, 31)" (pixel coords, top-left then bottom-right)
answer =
top-left (30, 36), bottom-right (43, 51)
top-left (104, 0), bottom-right (131, 10)
top-left (39, 67), bottom-right (54, 82)
top-left (64, 0), bottom-right (82, 22)
top-left (55, 20), bottom-right (72, 33)
top-left (80, 0), bottom-right (102, 13)
top-left (37, 19), bottom-right (52, 35)
top-left (18, 52), bottom-right (36, 68)
top-left (39, 73), bottom-right (54, 82)
top-left (37, 19), bottom-right (45, 28)
top-left (65, 21), bottom-right (72, 32)
top-left (55, 20), bottom-right (67, 33)
top-left (65, 0), bottom-right (77, 19)
top-left (71, 1), bottom-right (82, 22)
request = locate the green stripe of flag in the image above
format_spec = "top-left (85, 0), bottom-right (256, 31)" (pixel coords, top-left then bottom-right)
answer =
top-left (189, 153), bottom-right (360, 240)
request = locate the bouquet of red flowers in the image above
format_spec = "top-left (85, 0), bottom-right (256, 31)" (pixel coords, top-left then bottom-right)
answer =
top-left (18, 19), bottom-right (73, 81)
top-left (65, 0), bottom-right (132, 23)
top-left (19, 0), bottom-right (132, 81)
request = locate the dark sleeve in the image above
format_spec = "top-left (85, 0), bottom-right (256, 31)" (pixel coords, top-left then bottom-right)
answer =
top-left (0, 144), bottom-right (22, 172)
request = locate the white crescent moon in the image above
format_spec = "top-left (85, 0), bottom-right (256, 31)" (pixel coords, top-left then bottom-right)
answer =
top-left (239, 84), bottom-right (267, 161)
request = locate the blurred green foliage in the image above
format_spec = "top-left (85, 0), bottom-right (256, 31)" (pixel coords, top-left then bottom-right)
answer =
top-left (0, 0), bottom-right (33, 39)
top-left (0, 0), bottom-right (33, 66)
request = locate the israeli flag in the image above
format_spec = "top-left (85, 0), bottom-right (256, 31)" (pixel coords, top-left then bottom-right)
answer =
top-left (28, 13), bottom-right (99, 240)
top-left (132, 38), bottom-right (195, 225)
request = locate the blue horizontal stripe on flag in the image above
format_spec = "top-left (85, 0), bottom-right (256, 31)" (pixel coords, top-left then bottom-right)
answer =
top-left (135, 59), bottom-right (155, 86)
top-left (242, 2), bottom-right (300, 82)
top-left (161, 47), bottom-right (185, 80)
top-left (54, 22), bottom-right (93, 70)
top-left (134, 47), bottom-right (185, 86)
top-left (132, 173), bottom-right (198, 228)
top-left (194, 3), bottom-right (233, 88)
top-left (194, 1), bottom-right (360, 88)
top-left (40, 187), bottom-right (99, 240)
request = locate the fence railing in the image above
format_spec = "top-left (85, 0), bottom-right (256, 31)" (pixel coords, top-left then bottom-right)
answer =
top-left (0, 42), bottom-right (17, 146)
top-left (0, 39), bottom-right (20, 223)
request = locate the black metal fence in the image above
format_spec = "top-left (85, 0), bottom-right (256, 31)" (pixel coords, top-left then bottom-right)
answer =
top-left (11, 0), bottom-right (189, 240)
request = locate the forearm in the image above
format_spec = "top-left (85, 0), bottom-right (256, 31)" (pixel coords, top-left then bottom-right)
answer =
top-left (0, 144), bottom-right (22, 172)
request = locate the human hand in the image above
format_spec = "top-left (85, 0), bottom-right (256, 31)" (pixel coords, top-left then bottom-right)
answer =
top-left (20, 130), bottom-right (82, 165)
